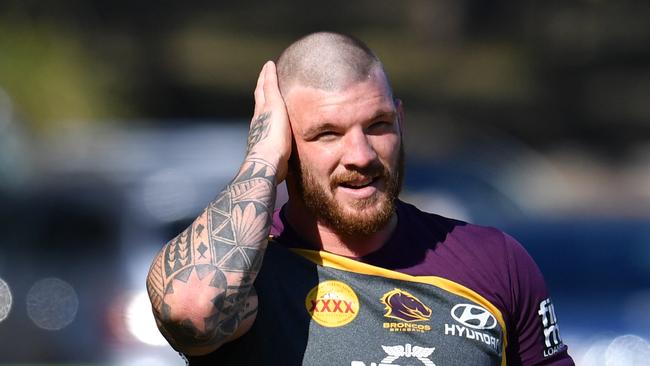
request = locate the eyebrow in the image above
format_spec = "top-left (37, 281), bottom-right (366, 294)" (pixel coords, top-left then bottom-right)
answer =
top-left (371, 109), bottom-right (396, 122)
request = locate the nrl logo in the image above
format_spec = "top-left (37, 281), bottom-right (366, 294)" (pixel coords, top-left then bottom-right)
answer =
top-left (381, 288), bottom-right (432, 322)
top-left (351, 343), bottom-right (436, 366)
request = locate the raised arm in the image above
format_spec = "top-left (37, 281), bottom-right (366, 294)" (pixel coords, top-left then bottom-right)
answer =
top-left (146, 61), bottom-right (291, 356)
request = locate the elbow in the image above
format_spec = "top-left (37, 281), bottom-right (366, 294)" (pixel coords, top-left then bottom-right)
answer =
top-left (148, 280), bottom-right (228, 350)
top-left (154, 302), bottom-right (227, 356)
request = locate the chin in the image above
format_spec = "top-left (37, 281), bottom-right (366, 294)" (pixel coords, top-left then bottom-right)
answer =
top-left (342, 196), bottom-right (390, 219)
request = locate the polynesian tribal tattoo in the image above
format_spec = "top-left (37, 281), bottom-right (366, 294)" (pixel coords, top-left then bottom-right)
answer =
top-left (247, 112), bottom-right (271, 154)
top-left (147, 113), bottom-right (277, 351)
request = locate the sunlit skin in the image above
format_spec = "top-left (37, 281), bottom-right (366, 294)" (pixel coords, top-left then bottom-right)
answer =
top-left (147, 59), bottom-right (403, 356)
top-left (164, 267), bottom-right (222, 333)
top-left (284, 67), bottom-right (405, 257)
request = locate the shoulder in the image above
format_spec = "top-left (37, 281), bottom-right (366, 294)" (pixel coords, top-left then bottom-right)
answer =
top-left (397, 199), bottom-right (517, 256)
top-left (401, 201), bottom-right (575, 364)
top-left (397, 199), bottom-right (543, 312)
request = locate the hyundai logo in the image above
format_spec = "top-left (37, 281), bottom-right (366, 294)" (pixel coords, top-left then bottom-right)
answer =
top-left (451, 304), bottom-right (497, 330)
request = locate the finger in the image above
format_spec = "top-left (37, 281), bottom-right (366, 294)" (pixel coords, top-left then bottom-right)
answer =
top-left (253, 62), bottom-right (267, 117)
top-left (262, 61), bottom-right (282, 105)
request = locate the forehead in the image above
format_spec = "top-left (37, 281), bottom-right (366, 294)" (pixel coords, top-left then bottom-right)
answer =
top-left (285, 72), bottom-right (395, 130)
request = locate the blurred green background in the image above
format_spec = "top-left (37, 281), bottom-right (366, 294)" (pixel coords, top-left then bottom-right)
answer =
top-left (2, 1), bottom-right (647, 150)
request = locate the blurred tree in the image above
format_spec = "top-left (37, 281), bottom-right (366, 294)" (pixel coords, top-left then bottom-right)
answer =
top-left (0, 18), bottom-right (130, 133)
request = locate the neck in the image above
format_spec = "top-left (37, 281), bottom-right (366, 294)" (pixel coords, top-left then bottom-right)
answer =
top-left (284, 200), bottom-right (398, 257)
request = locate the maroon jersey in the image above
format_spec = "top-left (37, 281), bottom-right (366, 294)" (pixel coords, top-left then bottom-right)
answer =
top-left (187, 200), bottom-right (573, 365)
top-left (268, 200), bottom-right (574, 365)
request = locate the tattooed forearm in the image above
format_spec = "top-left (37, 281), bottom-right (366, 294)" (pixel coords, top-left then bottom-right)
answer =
top-left (246, 112), bottom-right (271, 154)
top-left (146, 157), bottom-right (277, 353)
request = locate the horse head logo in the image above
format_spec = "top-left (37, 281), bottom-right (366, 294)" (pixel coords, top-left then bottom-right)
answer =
top-left (381, 288), bottom-right (432, 322)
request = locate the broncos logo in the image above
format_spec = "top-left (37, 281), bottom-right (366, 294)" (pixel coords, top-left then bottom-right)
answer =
top-left (381, 288), bottom-right (432, 322)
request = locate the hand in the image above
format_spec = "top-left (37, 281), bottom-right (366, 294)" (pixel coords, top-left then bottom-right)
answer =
top-left (246, 61), bottom-right (292, 183)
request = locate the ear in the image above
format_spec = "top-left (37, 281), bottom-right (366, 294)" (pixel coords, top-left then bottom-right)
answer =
top-left (394, 98), bottom-right (405, 136)
top-left (285, 138), bottom-right (300, 198)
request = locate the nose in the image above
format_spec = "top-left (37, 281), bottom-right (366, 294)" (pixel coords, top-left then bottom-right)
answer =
top-left (340, 128), bottom-right (378, 169)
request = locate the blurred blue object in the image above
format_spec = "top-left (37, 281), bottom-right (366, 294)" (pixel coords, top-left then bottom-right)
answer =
top-left (0, 123), bottom-right (647, 365)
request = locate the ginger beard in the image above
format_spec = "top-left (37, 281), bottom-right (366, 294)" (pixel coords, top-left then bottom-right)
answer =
top-left (292, 141), bottom-right (404, 237)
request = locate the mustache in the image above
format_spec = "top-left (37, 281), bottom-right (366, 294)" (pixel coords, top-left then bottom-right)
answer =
top-left (330, 163), bottom-right (388, 188)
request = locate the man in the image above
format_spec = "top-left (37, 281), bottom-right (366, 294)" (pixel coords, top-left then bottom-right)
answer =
top-left (147, 32), bottom-right (574, 365)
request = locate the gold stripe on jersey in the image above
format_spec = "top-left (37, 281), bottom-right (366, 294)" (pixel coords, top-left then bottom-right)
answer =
top-left (292, 248), bottom-right (508, 365)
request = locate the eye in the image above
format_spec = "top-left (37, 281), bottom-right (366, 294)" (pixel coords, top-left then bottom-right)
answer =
top-left (314, 130), bottom-right (339, 141)
top-left (367, 120), bottom-right (393, 134)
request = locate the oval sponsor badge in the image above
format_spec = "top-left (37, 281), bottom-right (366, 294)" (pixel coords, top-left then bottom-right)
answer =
top-left (305, 280), bottom-right (359, 327)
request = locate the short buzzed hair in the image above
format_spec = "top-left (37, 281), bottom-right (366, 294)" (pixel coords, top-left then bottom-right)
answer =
top-left (276, 32), bottom-right (389, 95)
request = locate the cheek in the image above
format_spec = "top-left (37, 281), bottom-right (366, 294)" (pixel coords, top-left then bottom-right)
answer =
top-left (370, 134), bottom-right (401, 164)
top-left (296, 142), bottom-right (340, 176)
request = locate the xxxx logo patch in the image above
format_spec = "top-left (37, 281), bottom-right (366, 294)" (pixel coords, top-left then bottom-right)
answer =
top-left (305, 280), bottom-right (359, 327)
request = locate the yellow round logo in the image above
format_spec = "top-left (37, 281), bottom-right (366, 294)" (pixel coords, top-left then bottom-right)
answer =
top-left (305, 280), bottom-right (359, 327)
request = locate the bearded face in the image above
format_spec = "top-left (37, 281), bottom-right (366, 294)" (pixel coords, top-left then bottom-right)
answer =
top-left (291, 141), bottom-right (403, 237)
top-left (283, 68), bottom-right (404, 238)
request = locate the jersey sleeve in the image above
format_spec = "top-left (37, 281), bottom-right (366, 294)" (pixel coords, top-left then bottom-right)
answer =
top-left (502, 233), bottom-right (574, 366)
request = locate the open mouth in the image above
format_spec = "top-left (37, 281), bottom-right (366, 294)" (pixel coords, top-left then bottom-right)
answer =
top-left (338, 177), bottom-right (377, 189)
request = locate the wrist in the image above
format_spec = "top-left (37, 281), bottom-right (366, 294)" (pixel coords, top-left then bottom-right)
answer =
top-left (244, 147), bottom-right (288, 184)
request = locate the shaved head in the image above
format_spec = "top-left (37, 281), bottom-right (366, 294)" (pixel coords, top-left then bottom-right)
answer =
top-left (276, 32), bottom-right (391, 96)
top-left (277, 32), bottom-right (403, 240)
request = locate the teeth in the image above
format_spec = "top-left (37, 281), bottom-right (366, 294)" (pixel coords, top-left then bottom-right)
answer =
top-left (345, 178), bottom-right (373, 187)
